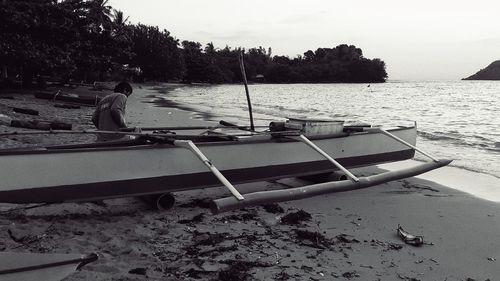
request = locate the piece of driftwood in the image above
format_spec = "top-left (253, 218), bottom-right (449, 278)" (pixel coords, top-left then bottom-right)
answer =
top-left (397, 225), bottom-right (424, 246)
top-left (12, 107), bottom-right (39, 116)
top-left (10, 120), bottom-right (72, 130)
top-left (54, 103), bottom-right (81, 109)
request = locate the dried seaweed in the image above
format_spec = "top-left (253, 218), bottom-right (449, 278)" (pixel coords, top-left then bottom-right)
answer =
top-left (281, 210), bottom-right (312, 225)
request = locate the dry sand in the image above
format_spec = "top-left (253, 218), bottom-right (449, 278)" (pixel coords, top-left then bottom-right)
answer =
top-left (0, 84), bottom-right (499, 281)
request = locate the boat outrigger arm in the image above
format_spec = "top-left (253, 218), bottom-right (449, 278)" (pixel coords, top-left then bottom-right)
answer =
top-left (174, 140), bottom-right (245, 201)
top-left (210, 128), bottom-right (452, 214)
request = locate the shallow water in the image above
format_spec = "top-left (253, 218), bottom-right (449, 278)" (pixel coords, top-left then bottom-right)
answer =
top-left (159, 81), bottom-right (499, 181)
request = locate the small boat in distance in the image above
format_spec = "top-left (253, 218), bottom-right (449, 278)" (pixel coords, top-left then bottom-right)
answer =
top-left (0, 118), bottom-right (451, 213)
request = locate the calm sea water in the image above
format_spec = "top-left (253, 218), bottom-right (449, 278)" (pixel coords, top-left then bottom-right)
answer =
top-left (159, 81), bottom-right (500, 180)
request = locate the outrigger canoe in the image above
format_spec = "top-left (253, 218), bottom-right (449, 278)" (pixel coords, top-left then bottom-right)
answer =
top-left (0, 252), bottom-right (97, 281)
top-left (34, 91), bottom-right (101, 106)
top-left (0, 118), bottom-right (451, 213)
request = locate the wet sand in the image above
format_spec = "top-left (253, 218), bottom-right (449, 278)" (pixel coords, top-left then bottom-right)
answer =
top-left (0, 84), bottom-right (499, 280)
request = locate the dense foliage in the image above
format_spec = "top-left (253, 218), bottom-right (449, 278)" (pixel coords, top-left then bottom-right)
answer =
top-left (0, 0), bottom-right (387, 87)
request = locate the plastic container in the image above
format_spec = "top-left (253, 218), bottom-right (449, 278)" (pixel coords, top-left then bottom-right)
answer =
top-left (285, 118), bottom-right (344, 136)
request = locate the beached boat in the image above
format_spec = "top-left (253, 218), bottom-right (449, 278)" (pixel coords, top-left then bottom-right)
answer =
top-left (0, 252), bottom-right (97, 281)
top-left (34, 90), bottom-right (101, 106)
top-left (0, 118), bottom-right (451, 213)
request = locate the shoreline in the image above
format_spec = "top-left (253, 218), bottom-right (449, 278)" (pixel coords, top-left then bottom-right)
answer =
top-left (150, 83), bottom-right (500, 205)
top-left (0, 84), bottom-right (499, 280)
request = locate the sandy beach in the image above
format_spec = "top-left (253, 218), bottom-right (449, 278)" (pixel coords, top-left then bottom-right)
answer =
top-left (1, 84), bottom-right (499, 281)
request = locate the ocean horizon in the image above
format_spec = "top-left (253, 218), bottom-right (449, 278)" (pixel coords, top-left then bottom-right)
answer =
top-left (150, 80), bottom-right (500, 202)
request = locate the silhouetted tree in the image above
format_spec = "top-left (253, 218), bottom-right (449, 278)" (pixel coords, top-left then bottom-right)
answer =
top-left (0, 0), bottom-right (387, 86)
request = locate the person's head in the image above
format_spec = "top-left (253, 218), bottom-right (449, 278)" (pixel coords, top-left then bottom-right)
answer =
top-left (114, 82), bottom-right (133, 96)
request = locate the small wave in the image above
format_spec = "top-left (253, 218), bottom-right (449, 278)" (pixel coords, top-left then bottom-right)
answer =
top-left (447, 163), bottom-right (500, 180)
top-left (486, 143), bottom-right (500, 153)
top-left (418, 131), bottom-right (459, 142)
top-left (412, 158), bottom-right (500, 180)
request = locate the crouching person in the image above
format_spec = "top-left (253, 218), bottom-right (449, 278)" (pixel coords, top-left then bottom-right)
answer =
top-left (92, 81), bottom-right (138, 142)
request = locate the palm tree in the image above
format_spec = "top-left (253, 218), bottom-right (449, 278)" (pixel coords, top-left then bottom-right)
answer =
top-left (112, 9), bottom-right (129, 37)
top-left (87, 0), bottom-right (112, 33)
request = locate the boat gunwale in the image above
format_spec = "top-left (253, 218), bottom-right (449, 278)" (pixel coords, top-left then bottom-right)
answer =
top-left (0, 126), bottom-right (415, 156)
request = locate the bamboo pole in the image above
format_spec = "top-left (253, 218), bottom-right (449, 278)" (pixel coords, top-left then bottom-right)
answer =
top-left (238, 52), bottom-right (255, 131)
top-left (121, 124), bottom-right (268, 132)
top-left (0, 128), bottom-right (301, 138)
top-left (294, 134), bottom-right (360, 182)
top-left (174, 140), bottom-right (244, 201)
top-left (364, 127), bottom-right (439, 162)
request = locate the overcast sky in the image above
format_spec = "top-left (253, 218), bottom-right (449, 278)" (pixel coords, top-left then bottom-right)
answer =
top-left (109, 0), bottom-right (500, 81)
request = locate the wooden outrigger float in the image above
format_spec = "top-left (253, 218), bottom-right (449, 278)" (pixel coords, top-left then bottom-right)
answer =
top-left (0, 118), bottom-right (451, 213)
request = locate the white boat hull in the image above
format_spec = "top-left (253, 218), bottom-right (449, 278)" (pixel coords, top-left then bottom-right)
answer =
top-left (0, 127), bottom-right (416, 203)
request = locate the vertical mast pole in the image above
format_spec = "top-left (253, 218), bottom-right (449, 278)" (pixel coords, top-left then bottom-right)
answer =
top-left (238, 51), bottom-right (255, 131)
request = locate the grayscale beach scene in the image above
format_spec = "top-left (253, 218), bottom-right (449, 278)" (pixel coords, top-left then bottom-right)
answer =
top-left (0, 1), bottom-right (499, 280)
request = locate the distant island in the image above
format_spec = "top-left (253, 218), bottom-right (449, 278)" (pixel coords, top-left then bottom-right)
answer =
top-left (463, 60), bottom-right (500, 80)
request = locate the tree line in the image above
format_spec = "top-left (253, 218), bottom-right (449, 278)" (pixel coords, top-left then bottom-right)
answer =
top-left (0, 0), bottom-right (388, 88)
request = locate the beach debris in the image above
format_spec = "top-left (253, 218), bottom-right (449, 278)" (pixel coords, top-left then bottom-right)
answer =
top-left (218, 259), bottom-right (273, 281)
top-left (152, 129), bottom-right (176, 135)
top-left (281, 210), bottom-right (312, 225)
top-left (220, 211), bottom-right (258, 222)
top-left (193, 231), bottom-right (227, 246)
top-left (10, 119), bottom-right (72, 130)
top-left (217, 261), bottom-right (251, 281)
top-left (129, 267), bottom-right (147, 275)
top-left (261, 203), bottom-right (284, 214)
top-left (370, 239), bottom-right (404, 251)
top-left (335, 233), bottom-right (360, 244)
top-left (389, 243), bottom-right (404, 250)
top-left (397, 224), bottom-right (424, 246)
top-left (179, 198), bottom-right (212, 209)
top-left (342, 271), bottom-right (359, 279)
top-left (54, 103), bottom-right (81, 109)
top-left (178, 213), bottom-right (205, 224)
top-left (397, 273), bottom-right (421, 280)
top-left (294, 229), bottom-right (333, 249)
top-left (0, 114), bottom-right (12, 126)
top-left (220, 259), bottom-right (273, 268)
top-left (402, 180), bottom-right (440, 192)
top-left (7, 228), bottom-right (49, 247)
top-left (12, 107), bottom-right (39, 115)
top-left (185, 268), bottom-right (212, 278)
top-left (275, 271), bottom-right (291, 281)
top-left (300, 265), bottom-right (314, 273)
top-left (198, 245), bottom-right (238, 257)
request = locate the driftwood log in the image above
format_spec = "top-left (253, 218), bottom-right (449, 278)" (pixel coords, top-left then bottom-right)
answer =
top-left (54, 103), bottom-right (81, 109)
top-left (12, 107), bottom-right (39, 116)
top-left (10, 120), bottom-right (72, 130)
